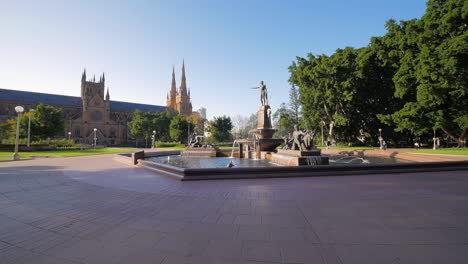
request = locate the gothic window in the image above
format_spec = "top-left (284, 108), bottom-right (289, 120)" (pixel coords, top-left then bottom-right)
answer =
top-left (74, 128), bottom-right (81, 137)
top-left (91, 110), bottom-right (102, 121)
top-left (110, 127), bottom-right (116, 137)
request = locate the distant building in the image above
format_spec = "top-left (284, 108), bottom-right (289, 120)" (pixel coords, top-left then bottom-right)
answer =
top-left (0, 64), bottom-right (198, 145)
top-left (0, 70), bottom-right (165, 145)
top-left (166, 61), bottom-right (193, 116)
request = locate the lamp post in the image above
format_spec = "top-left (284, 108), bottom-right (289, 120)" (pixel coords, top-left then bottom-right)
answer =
top-left (433, 128), bottom-right (436, 150)
top-left (151, 130), bottom-right (156, 149)
top-left (13, 106), bottom-right (24, 160)
top-left (27, 109), bottom-right (34, 148)
top-left (93, 128), bottom-right (97, 149)
top-left (320, 120), bottom-right (325, 146)
top-left (378, 128), bottom-right (383, 149)
top-left (68, 131), bottom-right (72, 145)
top-left (187, 122), bottom-right (191, 145)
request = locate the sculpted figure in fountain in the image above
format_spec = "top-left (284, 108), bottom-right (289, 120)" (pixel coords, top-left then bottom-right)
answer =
top-left (282, 126), bottom-right (316, 151)
top-left (189, 132), bottom-right (203, 148)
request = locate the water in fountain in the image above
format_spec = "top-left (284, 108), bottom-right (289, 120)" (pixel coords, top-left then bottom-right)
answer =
top-left (330, 156), bottom-right (370, 164)
top-left (305, 156), bottom-right (322, 165)
top-left (230, 140), bottom-right (238, 158)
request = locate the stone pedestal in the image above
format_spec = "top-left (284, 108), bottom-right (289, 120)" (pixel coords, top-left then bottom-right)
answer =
top-left (271, 149), bottom-right (329, 166)
top-left (253, 105), bottom-right (275, 139)
top-left (181, 147), bottom-right (218, 157)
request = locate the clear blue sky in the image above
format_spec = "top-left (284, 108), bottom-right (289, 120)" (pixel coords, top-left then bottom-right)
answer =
top-left (0, 0), bottom-right (426, 119)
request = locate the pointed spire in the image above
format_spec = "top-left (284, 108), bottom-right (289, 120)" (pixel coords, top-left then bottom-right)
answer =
top-left (180, 59), bottom-right (187, 96)
top-left (170, 65), bottom-right (177, 99)
top-left (82, 68), bottom-right (86, 82)
top-left (102, 72), bottom-right (105, 84)
top-left (188, 88), bottom-right (191, 98)
top-left (93, 75), bottom-right (96, 82)
top-left (106, 87), bottom-right (110, 100)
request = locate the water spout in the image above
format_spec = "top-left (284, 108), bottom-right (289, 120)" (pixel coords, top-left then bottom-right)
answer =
top-left (230, 140), bottom-right (238, 158)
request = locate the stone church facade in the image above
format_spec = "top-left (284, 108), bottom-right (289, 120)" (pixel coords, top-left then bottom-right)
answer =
top-left (0, 65), bottom-right (196, 145)
top-left (166, 61), bottom-right (193, 116)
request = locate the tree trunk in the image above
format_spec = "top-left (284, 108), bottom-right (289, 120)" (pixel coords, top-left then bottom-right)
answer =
top-left (328, 121), bottom-right (335, 142)
top-left (441, 127), bottom-right (467, 147)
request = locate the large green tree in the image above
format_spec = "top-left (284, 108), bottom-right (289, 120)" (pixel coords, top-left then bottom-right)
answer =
top-left (29, 104), bottom-right (64, 140)
top-left (169, 115), bottom-right (189, 143)
top-left (208, 115), bottom-right (233, 142)
top-left (378, 0), bottom-right (468, 146)
top-left (289, 47), bottom-right (360, 141)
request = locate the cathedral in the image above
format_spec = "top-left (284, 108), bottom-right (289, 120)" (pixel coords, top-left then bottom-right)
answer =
top-left (0, 63), bottom-right (195, 146)
top-left (166, 61), bottom-right (193, 116)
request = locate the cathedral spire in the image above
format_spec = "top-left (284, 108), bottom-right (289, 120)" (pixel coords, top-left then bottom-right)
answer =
top-left (82, 68), bottom-right (86, 82)
top-left (170, 65), bottom-right (176, 97)
top-left (106, 87), bottom-right (110, 101)
top-left (180, 60), bottom-right (187, 96)
top-left (102, 72), bottom-right (105, 84)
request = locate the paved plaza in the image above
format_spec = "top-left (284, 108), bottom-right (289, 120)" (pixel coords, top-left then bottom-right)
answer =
top-left (1, 155), bottom-right (468, 264)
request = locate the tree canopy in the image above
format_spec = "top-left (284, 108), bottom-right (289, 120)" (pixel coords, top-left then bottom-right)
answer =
top-left (289, 0), bottom-right (467, 146)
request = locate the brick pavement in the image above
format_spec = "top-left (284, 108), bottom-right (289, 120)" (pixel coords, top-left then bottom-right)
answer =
top-left (0, 155), bottom-right (467, 263)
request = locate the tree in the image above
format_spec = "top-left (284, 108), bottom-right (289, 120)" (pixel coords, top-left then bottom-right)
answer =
top-left (208, 115), bottom-right (233, 142)
top-left (289, 47), bottom-right (360, 142)
top-left (128, 110), bottom-right (145, 147)
top-left (272, 103), bottom-right (295, 137)
top-left (186, 112), bottom-right (206, 135)
top-left (169, 115), bottom-right (189, 143)
top-left (30, 104), bottom-right (64, 140)
top-left (289, 85), bottom-right (302, 125)
top-left (378, 0), bottom-right (468, 146)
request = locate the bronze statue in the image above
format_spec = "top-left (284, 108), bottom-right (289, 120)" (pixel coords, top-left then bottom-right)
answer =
top-left (189, 132), bottom-right (203, 148)
top-left (251, 81), bottom-right (268, 106)
top-left (283, 126), bottom-right (316, 151)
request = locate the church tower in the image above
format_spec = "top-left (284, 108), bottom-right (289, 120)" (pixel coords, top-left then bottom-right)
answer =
top-left (166, 66), bottom-right (177, 109)
top-left (167, 61), bottom-right (193, 116)
top-left (80, 70), bottom-right (110, 144)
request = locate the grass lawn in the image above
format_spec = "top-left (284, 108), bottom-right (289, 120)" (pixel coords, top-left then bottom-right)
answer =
top-left (0, 147), bottom-right (136, 161)
top-left (317, 146), bottom-right (377, 150)
top-left (411, 148), bottom-right (468, 156)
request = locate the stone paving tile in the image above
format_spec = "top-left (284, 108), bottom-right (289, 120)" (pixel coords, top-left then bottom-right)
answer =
top-left (236, 226), bottom-right (270, 241)
top-left (234, 215), bottom-right (262, 225)
top-left (218, 213), bottom-right (237, 224)
top-left (269, 227), bottom-right (307, 242)
top-left (261, 215), bottom-right (309, 228)
top-left (280, 242), bottom-right (324, 264)
top-left (162, 254), bottom-right (244, 264)
top-left (242, 240), bottom-right (282, 263)
top-left (154, 236), bottom-right (210, 257)
top-left (1, 156), bottom-right (468, 264)
top-left (202, 239), bottom-right (244, 259)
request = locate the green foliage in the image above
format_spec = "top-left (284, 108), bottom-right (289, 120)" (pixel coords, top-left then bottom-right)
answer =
top-left (378, 0), bottom-right (468, 144)
top-left (32, 104), bottom-right (64, 139)
top-left (272, 103), bottom-right (295, 137)
top-left (208, 115), bottom-right (233, 142)
top-left (169, 115), bottom-right (189, 143)
top-left (129, 110), bottom-right (174, 146)
top-left (289, 0), bottom-right (467, 146)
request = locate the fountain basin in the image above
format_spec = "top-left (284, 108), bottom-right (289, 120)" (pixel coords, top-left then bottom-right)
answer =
top-left (134, 154), bottom-right (467, 181)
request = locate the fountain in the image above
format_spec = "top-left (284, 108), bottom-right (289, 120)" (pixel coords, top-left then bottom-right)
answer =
top-left (233, 81), bottom-right (327, 165)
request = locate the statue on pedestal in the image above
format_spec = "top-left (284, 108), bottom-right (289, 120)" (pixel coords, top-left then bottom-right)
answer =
top-left (251, 81), bottom-right (268, 106)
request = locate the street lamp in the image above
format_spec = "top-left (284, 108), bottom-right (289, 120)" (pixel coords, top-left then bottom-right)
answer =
top-left (378, 128), bottom-right (383, 149)
top-left (151, 130), bottom-right (156, 149)
top-left (27, 109), bottom-right (34, 148)
top-left (320, 120), bottom-right (325, 146)
top-left (433, 128), bottom-right (437, 150)
top-left (93, 128), bottom-right (97, 149)
top-left (68, 131), bottom-right (72, 145)
top-left (13, 106), bottom-right (24, 160)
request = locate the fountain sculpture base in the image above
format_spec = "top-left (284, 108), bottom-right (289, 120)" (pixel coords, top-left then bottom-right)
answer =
top-left (271, 149), bottom-right (329, 166)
